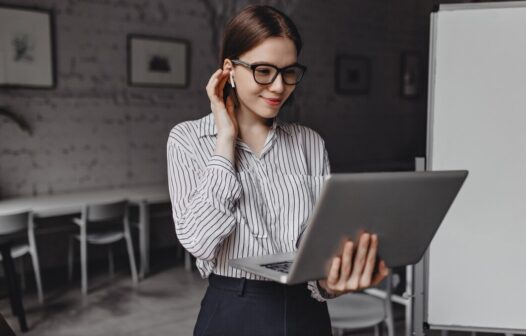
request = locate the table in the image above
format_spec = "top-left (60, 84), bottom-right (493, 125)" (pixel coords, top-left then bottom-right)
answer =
top-left (0, 184), bottom-right (171, 279)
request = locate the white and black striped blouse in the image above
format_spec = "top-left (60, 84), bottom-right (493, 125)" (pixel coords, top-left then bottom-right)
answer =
top-left (167, 113), bottom-right (330, 301)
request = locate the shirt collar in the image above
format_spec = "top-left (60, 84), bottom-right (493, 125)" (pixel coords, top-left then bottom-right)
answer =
top-left (198, 113), bottom-right (292, 138)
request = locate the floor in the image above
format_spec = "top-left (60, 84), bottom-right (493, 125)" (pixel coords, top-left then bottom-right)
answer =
top-left (1, 252), bottom-right (206, 335)
top-left (0, 250), bottom-right (410, 336)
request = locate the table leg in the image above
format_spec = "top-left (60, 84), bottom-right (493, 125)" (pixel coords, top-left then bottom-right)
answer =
top-left (184, 251), bottom-right (192, 271)
top-left (138, 201), bottom-right (150, 279)
top-left (0, 244), bottom-right (28, 332)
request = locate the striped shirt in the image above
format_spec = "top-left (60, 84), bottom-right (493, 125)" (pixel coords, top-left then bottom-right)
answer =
top-left (166, 113), bottom-right (330, 301)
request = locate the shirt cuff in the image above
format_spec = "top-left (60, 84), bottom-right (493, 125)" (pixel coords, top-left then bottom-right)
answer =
top-left (307, 280), bottom-right (328, 302)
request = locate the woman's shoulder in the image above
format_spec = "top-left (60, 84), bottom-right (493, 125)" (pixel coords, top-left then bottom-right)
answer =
top-left (168, 114), bottom-right (212, 145)
top-left (278, 119), bottom-right (326, 146)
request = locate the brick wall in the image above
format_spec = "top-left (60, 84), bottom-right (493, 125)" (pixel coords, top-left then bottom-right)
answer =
top-left (0, 0), bottom-right (432, 197)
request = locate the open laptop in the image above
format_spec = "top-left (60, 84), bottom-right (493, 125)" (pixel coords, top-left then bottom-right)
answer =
top-left (229, 170), bottom-right (468, 284)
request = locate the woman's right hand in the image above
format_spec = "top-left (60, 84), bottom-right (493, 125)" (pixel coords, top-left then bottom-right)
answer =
top-left (318, 233), bottom-right (389, 298)
top-left (206, 68), bottom-right (238, 142)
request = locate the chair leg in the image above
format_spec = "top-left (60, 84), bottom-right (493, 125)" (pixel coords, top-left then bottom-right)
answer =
top-left (29, 249), bottom-right (44, 305)
top-left (5, 261), bottom-right (18, 316)
top-left (80, 238), bottom-right (88, 295)
top-left (18, 258), bottom-right (26, 292)
top-left (68, 237), bottom-right (74, 283)
top-left (124, 232), bottom-right (138, 284)
top-left (332, 327), bottom-right (344, 336)
top-left (175, 241), bottom-right (182, 260)
top-left (108, 247), bottom-right (114, 279)
top-left (374, 324), bottom-right (380, 336)
top-left (385, 315), bottom-right (395, 336)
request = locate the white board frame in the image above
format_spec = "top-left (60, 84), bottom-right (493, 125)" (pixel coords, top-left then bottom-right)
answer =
top-left (421, 2), bottom-right (526, 335)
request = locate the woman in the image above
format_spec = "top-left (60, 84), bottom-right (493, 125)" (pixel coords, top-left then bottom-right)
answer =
top-left (167, 5), bottom-right (389, 335)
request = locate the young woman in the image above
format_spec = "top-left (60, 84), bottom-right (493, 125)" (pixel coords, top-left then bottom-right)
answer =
top-left (167, 5), bottom-right (389, 335)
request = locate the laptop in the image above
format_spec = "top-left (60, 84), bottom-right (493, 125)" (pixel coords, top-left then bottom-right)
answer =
top-left (229, 170), bottom-right (468, 284)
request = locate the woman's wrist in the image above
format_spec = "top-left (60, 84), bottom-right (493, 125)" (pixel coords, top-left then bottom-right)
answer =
top-left (216, 133), bottom-right (236, 144)
top-left (317, 280), bottom-right (339, 299)
top-left (214, 136), bottom-right (236, 164)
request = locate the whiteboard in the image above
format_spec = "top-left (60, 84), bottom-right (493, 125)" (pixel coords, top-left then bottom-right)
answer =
top-left (426, 2), bottom-right (526, 333)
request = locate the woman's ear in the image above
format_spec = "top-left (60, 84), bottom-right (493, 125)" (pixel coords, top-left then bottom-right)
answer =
top-left (223, 58), bottom-right (234, 71)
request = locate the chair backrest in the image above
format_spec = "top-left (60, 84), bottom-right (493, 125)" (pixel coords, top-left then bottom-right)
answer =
top-left (85, 200), bottom-right (128, 222)
top-left (0, 211), bottom-right (30, 235)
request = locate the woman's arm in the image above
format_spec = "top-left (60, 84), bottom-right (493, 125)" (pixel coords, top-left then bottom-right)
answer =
top-left (208, 67), bottom-right (238, 163)
top-left (166, 67), bottom-right (241, 261)
top-left (167, 136), bottom-right (241, 261)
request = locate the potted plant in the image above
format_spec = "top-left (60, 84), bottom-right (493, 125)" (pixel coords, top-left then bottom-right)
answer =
top-left (0, 105), bottom-right (32, 135)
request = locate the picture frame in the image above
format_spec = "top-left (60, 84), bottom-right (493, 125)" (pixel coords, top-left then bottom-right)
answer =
top-left (400, 52), bottom-right (423, 99)
top-left (335, 55), bottom-right (370, 95)
top-left (127, 34), bottom-right (190, 88)
top-left (0, 5), bottom-right (56, 89)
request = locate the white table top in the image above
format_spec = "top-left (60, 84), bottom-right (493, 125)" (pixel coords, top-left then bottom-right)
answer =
top-left (0, 184), bottom-right (170, 217)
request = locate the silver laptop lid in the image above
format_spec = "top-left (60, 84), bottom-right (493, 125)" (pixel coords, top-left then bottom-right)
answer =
top-left (288, 170), bottom-right (468, 282)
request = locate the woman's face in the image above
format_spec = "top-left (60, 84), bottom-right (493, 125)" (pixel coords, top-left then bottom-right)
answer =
top-left (230, 37), bottom-right (298, 121)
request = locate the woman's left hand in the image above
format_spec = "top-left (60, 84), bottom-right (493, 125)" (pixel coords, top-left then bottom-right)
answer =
top-left (318, 233), bottom-right (390, 297)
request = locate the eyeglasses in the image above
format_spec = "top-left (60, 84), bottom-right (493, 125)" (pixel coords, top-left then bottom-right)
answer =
top-left (231, 59), bottom-right (307, 85)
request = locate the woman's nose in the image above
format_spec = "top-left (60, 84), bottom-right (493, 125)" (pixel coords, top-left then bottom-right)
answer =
top-left (269, 73), bottom-right (285, 93)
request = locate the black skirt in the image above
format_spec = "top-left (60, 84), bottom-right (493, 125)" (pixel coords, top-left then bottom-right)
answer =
top-left (194, 274), bottom-right (332, 336)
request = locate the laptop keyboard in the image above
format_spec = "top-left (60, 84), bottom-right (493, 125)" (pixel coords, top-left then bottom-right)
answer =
top-left (261, 261), bottom-right (292, 273)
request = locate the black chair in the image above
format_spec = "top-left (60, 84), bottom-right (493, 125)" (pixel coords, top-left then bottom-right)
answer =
top-left (0, 239), bottom-right (28, 332)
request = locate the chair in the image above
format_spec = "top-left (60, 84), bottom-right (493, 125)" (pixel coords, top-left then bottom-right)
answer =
top-left (327, 274), bottom-right (394, 336)
top-left (67, 200), bottom-right (138, 295)
top-left (0, 211), bottom-right (44, 305)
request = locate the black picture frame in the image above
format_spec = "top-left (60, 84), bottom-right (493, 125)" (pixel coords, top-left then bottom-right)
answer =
top-left (0, 4), bottom-right (56, 89)
top-left (127, 34), bottom-right (190, 88)
top-left (400, 52), bottom-right (423, 99)
top-left (335, 55), bottom-right (370, 95)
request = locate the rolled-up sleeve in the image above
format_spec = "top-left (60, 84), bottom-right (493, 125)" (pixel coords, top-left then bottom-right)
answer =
top-left (167, 137), bottom-right (241, 261)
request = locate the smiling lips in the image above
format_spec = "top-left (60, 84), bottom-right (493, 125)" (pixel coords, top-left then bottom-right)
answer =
top-left (261, 97), bottom-right (282, 106)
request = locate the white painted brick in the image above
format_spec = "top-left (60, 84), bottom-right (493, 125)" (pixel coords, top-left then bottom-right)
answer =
top-left (0, 0), bottom-right (431, 197)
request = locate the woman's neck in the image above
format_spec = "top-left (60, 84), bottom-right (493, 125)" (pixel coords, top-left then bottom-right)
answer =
top-left (235, 106), bottom-right (274, 157)
top-left (236, 107), bottom-right (273, 141)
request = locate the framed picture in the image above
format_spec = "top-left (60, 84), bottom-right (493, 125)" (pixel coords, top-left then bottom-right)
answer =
top-left (400, 52), bottom-right (423, 99)
top-left (0, 5), bottom-right (55, 89)
top-left (127, 35), bottom-right (190, 88)
top-left (335, 55), bottom-right (370, 95)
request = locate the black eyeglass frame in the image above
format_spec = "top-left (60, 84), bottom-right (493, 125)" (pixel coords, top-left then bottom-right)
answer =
top-left (231, 59), bottom-right (307, 85)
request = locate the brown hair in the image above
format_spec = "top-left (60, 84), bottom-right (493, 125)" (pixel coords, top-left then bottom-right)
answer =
top-left (220, 5), bottom-right (303, 65)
